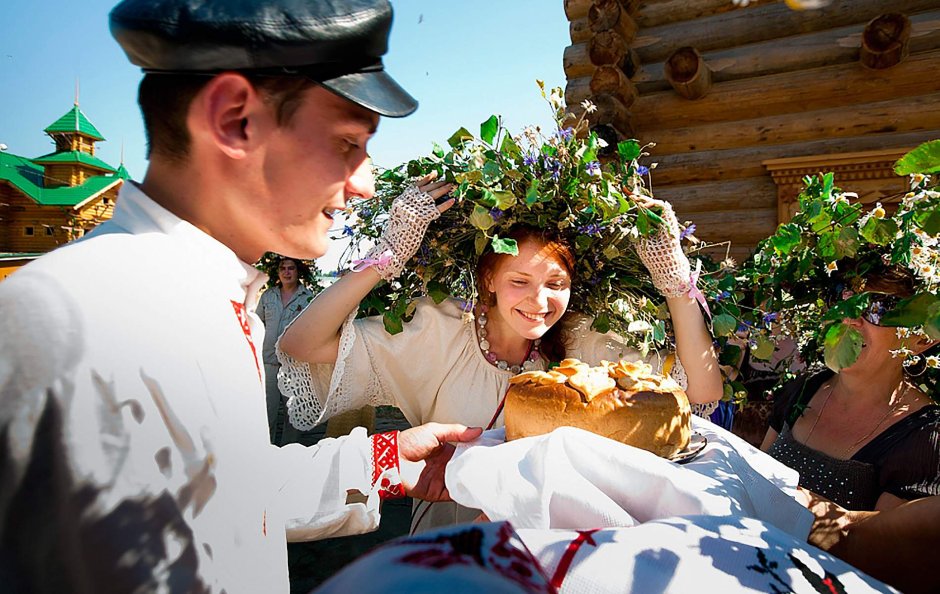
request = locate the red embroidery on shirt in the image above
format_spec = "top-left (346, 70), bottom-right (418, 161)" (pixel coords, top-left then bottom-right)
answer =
top-left (230, 301), bottom-right (261, 382)
top-left (371, 431), bottom-right (404, 499)
top-left (550, 529), bottom-right (600, 590)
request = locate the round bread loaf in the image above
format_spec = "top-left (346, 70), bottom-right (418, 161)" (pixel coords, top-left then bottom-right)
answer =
top-left (504, 358), bottom-right (692, 458)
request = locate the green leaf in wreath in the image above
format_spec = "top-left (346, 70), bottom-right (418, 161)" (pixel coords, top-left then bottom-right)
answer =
top-left (426, 280), bottom-right (450, 304)
top-left (859, 217), bottom-right (898, 246)
top-left (636, 208), bottom-right (651, 236)
top-left (474, 231), bottom-right (489, 255)
top-left (482, 160), bottom-right (502, 184)
top-left (925, 301), bottom-right (940, 340)
top-left (447, 127), bottom-right (474, 148)
top-left (500, 134), bottom-right (522, 158)
top-left (383, 312), bottom-right (404, 335)
top-left (894, 139), bottom-right (940, 175)
top-left (823, 322), bottom-right (863, 372)
top-left (719, 343), bottom-right (742, 366)
top-left (617, 140), bottom-right (641, 162)
top-left (525, 181), bottom-right (540, 205)
top-left (879, 292), bottom-right (940, 327)
top-left (771, 223), bottom-right (802, 255)
top-left (492, 190), bottom-right (517, 210)
top-left (914, 209), bottom-right (940, 236)
top-left (712, 313), bottom-right (737, 337)
top-left (592, 312), bottom-right (611, 334)
top-left (431, 142), bottom-right (445, 158)
top-left (470, 205), bottom-right (496, 231)
top-left (480, 115), bottom-right (499, 146)
top-left (751, 334), bottom-right (776, 361)
top-left (491, 236), bottom-right (519, 255)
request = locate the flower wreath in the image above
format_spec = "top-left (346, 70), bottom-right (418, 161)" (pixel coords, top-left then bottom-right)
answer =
top-left (335, 83), bottom-right (738, 360)
top-left (740, 140), bottom-right (940, 399)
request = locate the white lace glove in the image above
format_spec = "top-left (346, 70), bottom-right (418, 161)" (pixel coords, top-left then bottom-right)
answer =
top-left (361, 185), bottom-right (441, 281)
top-left (633, 201), bottom-right (692, 298)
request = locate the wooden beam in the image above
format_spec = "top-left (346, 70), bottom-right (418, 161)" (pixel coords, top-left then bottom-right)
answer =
top-left (644, 130), bottom-right (940, 186)
top-left (652, 176), bottom-right (778, 213)
top-left (636, 0), bottom-right (776, 29)
top-left (861, 13), bottom-right (912, 69)
top-left (565, 76), bottom-right (592, 108)
top-left (564, 0), bottom-right (593, 21)
top-left (570, 16), bottom-right (591, 43)
top-left (633, 0), bottom-right (940, 64)
top-left (589, 0), bottom-right (638, 43)
top-left (563, 43), bottom-right (595, 79)
top-left (634, 50), bottom-right (940, 130)
top-left (664, 46), bottom-right (712, 99)
top-left (677, 208), bottom-right (778, 245)
top-left (650, 92), bottom-right (940, 155)
top-left (586, 93), bottom-right (634, 137)
top-left (589, 30), bottom-right (630, 67)
top-left (590, 65), bottom-right (638, 107)
top-left (633, 11), bottom-right (940, 94)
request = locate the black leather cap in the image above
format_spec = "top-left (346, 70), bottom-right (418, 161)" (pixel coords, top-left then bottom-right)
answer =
top-left (109, 0), bottom-right (417, 117)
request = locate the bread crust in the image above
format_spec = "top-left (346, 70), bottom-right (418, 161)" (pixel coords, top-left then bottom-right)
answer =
top-left (504, 361), bottom-right (692, 458)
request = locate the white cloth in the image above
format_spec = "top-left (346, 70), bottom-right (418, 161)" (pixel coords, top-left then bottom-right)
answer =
top-left (313, 519), bottom-right (896, 594)
top-left (445, 416), bottom-right (813, 539)
top-left (0, 183), bottom-right (385, 594)
top-left (278, 298), bottom-right (710, 532)
top-left (517, 516), bottom-right (896, 594)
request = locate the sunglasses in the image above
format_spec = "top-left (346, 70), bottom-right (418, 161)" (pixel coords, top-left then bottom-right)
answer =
top-left (860, 294), bottom-right (903, 326)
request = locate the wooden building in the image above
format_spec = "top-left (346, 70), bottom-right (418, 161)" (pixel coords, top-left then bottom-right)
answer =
top-left (0, 103), bottom-right (128, 277)
top-left (563, 0), bottom-right (940, 260)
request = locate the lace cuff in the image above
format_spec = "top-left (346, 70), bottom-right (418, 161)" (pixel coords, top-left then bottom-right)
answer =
top-left (278, 310), bottom-right (360, 431)
top-left (633, 203), bottom-right (692, 298)
top-left (363, 185), bottom-right (440, 281)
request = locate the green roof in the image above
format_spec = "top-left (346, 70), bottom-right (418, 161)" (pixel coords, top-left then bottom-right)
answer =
top-left (0, 150), bottom-right (124, 207)
top-left (44, 105), bottom-right (105, 141)
top-left (33, 150), bottom-right (116, 173)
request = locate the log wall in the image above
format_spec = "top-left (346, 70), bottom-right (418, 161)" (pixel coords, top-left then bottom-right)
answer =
top-left (563, 0), bottom-right (940, 260)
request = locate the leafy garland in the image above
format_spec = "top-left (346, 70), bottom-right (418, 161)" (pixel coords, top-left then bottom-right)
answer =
top-left (335, 83), bottom-right (739, 362)
top-left (739, 140), bottom-right (940, 400)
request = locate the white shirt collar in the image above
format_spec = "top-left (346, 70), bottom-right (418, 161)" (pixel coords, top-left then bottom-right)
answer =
top-left (108, 182), bottom-right (267, 308)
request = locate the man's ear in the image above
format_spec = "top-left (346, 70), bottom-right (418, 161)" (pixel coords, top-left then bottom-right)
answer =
top-left (189, 73), bottom-right (271, 159)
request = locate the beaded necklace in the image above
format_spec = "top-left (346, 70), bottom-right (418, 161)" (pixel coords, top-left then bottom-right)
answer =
top-left (476, 306), bottom-right (541, 373)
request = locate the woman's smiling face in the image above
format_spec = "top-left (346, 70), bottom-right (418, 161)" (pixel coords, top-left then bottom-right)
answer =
top-left (485, 238), bottom-right (572, 340)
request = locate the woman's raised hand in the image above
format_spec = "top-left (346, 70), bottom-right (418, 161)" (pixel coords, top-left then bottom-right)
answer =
top-left (416, 172), bottom-right (456, 215)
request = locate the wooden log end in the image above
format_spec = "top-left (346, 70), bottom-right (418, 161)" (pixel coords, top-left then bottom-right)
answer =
top-left (664, 46), bottom-right (713, 100)
top-left (861, 13), bottom-right (911, 70)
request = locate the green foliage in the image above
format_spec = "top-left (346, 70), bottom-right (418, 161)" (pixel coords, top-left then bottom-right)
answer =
top-left (894, 139), bottom-right (940, 175)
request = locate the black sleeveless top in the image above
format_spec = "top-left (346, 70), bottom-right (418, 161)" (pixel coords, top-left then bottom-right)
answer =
top-left (767, 371), bottom-right (940, 510)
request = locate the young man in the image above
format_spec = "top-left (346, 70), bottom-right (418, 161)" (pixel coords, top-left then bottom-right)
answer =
top-left (258, 257), bottom-right (315, 443)
top-left (0, 1), bottom-right (480, 592)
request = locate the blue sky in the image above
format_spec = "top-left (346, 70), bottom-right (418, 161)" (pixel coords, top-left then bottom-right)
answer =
top-left (0, 1), bottom-right (570, 178)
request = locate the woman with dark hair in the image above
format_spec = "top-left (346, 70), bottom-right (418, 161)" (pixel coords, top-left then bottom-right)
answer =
top-left (761, 269), bottom-right (940, 511)
top-left (278, 176), bottom-right (721, 532)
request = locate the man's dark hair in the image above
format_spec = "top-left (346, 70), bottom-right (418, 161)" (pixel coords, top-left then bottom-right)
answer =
top-left (137, 73), bottom-right (316, 162)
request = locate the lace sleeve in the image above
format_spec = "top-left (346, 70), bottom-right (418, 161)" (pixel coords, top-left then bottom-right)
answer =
top-left (278, 311), bottom-right (392, 431)
top-left (666, 355), bottom-right (718, 420)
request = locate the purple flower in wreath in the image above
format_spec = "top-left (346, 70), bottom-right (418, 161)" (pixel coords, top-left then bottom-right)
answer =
top-left (577, 223), bottom-right (603, 236)
top-left (762, 312), bottom-right (778, 326)
top-left (343, 225), bottom-right (355, 237)
top-left (679, 223), bottom-right (696, 240)
top-left (489, 208), bottom-right (505, 221)
top-left (543, 156), bottom-right (562, 181)
top-left (522, 152), bottom-right (539, 168)
top-left (585, 160), bottom-right (601, 177)
top-left (636, 165), bottom-right (650, 176)
top-left (714, 290), bottom-right (731, 302)
top-left (555, 127), bottom-right (574, 142)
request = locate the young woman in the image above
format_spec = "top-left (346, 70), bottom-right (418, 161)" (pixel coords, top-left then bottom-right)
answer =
top-left (761, 273), bottom-right (940, 511)
top-left (278, 175), bottom-right (722, 532)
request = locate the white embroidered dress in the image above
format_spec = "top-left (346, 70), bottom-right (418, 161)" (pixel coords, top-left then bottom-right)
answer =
top-left (0, 183), bottom-right (392, 594)
top-left (279, 298), bottom-right (717, 533)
